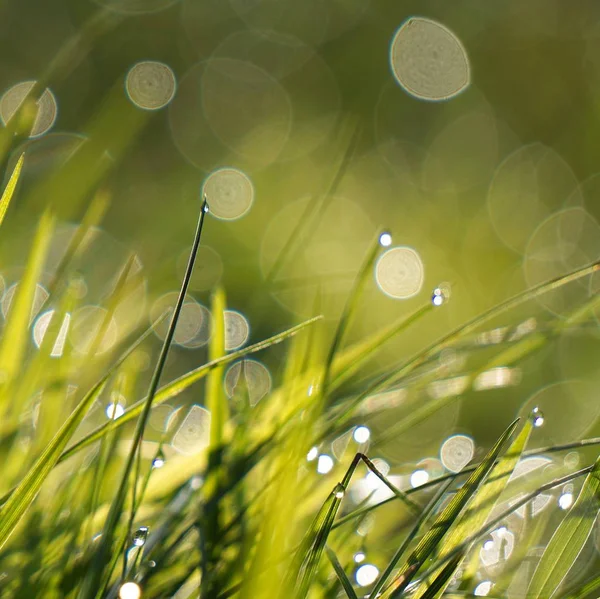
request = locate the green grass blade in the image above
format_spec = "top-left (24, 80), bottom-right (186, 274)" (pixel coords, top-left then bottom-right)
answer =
top-left (526, 454), bottom-right (600, 599)
top-left (379, 419), bottom-right (520, 598)
top-left (206, 286), bottom-right (227, 449)
top-left (0, 321), bottom-right (153, 551)
top-left (0, 209), bottom-right (55, 397)
top-left (410, 418), bottom-right (534, 599)
top-left (77, 200), bottom-right (209, 599)
top-left (325, 546), bottom-right (358, 599)
top-left (335, 259), bottom-right (600, 425)
top-left (293, 483), bottom-right (346, 599)
top-left (59, 316), bottom-right (321, 462)
top-left (0, 153), bottom-right (24, 228)
top-left (369, 479), bottom-right (454, 599)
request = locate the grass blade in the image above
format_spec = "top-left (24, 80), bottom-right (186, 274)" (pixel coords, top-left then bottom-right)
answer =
top-left (0, 321), bottom-right (154, 551)
top-left (59, 316), bottom-right (321, 462)
top-left (410, 418), bottom-right (534, 598)
top-left (325, 546), bottom-right (358, 599)
top-left (0, 209), bottom-right (55, 400)
top-left (379, 419), bottom-right (520, 598)
top-left (77, 200), bottom-right (209, 598)
top-left (526, 453), bottom-right (600, 599)
top-left (0, 153), bottom-right (24, 228)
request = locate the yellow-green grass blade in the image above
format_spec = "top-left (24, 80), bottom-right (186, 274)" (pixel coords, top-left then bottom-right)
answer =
top-left (0, 209), bottom-right (55, 401)
top-left (77, 201), bottom-right (209, 599)
top-left (59, 316), bottom-right (321, 462)
top-left (325, 546), bottom-right (358, 599)
top-left (379, 419), bottom-right (519, 599)
top-left (526, 453), bottom-right (600, 599)
top-left (0, 153), bottom-right (24, 229)
top-left (410, 418), bottom-right (533, 599)
top-left (335, 259), bottom-right (600, 426)
top-left (0, 321), bottom-right (153, 552)
top-left (293, 483), bottom-right (346, 599)
top-left (207, 286), bottom-right (227, 449)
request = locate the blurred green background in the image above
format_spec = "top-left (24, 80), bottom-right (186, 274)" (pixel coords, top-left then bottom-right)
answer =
top-left (1, 0), bottom-right (600, 460)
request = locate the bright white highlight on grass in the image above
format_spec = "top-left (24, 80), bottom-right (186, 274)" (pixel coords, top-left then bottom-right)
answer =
top-left (317, 454), bottom-right (334, 474)
top-left (474, 367), bottom-right (521, 391)
top-left (0, 80), bottom-right (57, 137)
top-left (353, 426), bottom-right (371, 444)
top-left (483, 539), bottom-right (494, 551)
top-left (202, 167), bottom-right (255, 221)
top-left (335, 489), bottom-right (345, 499)
top-left (354, 552), bottom-right (366, 563)
top-left (223, 310), bottom-right (250, 350)
top-left (33, 310), bottom-right (71, 357)
top-left (307, 446), bottom-right (318, 462)
top-left (440, 435), bottom-right (474, 473)
top-left (410, 469), bottom-right (429, 488)
top-left (474, 581), bottom-right (493, 596)
top-left (119, 582), bottom-right (141, 599)
top-left (379, 232), bottom-right (392, 247)
top-left (126, 61), bottom-right (176, 110)
top-left (390, 17), bottom-right (470, 102)
top-left (171, 405), bottom-right (211, 455)
top-left (106, 403), bottom-right (125, 420)
top-left (355, 564), bottom-right (379, 587)
top-left (376, 246), bottom-right (424, 299)
top-left (559, 492), bottom-right (574, 510)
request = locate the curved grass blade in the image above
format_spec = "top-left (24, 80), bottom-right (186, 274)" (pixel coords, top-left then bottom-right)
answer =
top-left (59, 316), bottom-right (321, 462)
top-left (334, 259), bottom-right (600, 426)
top-left (0, 209), bottom-right (55, 407)
top-left (409, 419), bottom-right (533, 599)
top-left (379, 419), bottom-right (519, 599)
top-left (325, 546), bottom-right (358, 599)
top-left (0, 320), bottom-right (154, 552)
top-left (526, 453), bottom-right (600, 599)
top-left (77, 200), bottom-right (209, 599)
top-left (0, 153), bottom-right (24, 228)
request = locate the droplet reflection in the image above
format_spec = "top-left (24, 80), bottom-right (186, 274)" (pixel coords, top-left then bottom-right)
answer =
top-left (125, 61), bottom-right (176, 110)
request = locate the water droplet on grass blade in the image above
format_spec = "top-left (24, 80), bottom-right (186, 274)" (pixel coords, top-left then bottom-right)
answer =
top-left (379, 231), bottom-right (392, 247)
top-left (132, 526), bottom-right (149, 547)
top-left (531, 406), bottom-right (545, 427)
top-left (152, 450), bottom-right (165, 469)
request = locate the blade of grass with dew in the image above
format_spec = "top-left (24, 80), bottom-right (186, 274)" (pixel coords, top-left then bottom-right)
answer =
top-left (76, 200), bottom-right (208, 599)
top-left (409, 418), bottom-right (534, 599)
top-left (378, 419), bottom-right (519, 599)
top-left (59, 316), bottom-right (321, 462)
top-left (292, 483), bottom-right (346, 599)
top-left (526, 452), bottom-right (600, 599)
top-left (0, 319), bottom-right (155, 552)
top-left (321, 231), bottom-right (387, 398)
top-left (332, 259), bottom-right (600, 428)
top-left (325, 546), bottom-right (359, 599)
top-left (414, 466), bottom-right (595, 586)
top-left (0, 153), bottom-right (24, 228)
top-left (369, 478), bottom-right (455, 599)
top-left (0, 209), bottom-right (55, 408)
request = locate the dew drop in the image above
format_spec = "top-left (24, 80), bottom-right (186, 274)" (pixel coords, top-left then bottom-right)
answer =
top-left (132, 526), bottom-right (149, 547)
top-left (379, 231), bottom-right (392, 247)
top-left (152, 450), bottom-right (165, 469)
top-left (334, 486), bottom-right (345, 499)
top-left (531, 406), bottom-right (545, 428)
top-left (317, 454), bottom-right (334, 474)
top-left (432, 285), bottom-right (450, 306)
top-left (354, 551), bottom-right (366, 563)
top-left (558, 491), bottom-right (574, 510)
top-left (356, 564), bottom-right (379, 587)
top-left (306, 446), bottom-right (318, 461)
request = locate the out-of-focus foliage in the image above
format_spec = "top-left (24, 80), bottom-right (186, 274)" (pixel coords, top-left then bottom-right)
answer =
top-left (1, 0), bottom-right (600, 597)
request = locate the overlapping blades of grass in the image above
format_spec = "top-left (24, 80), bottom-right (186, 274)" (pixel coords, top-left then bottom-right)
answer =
top-left (526, 452), bottom-right (600, 599)
top-left (409, 418), bottom-right (533, 598)
top-left (0, 321), bottom-right (155, 552)
top-left (377, 419), bottom-right (519, 599)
